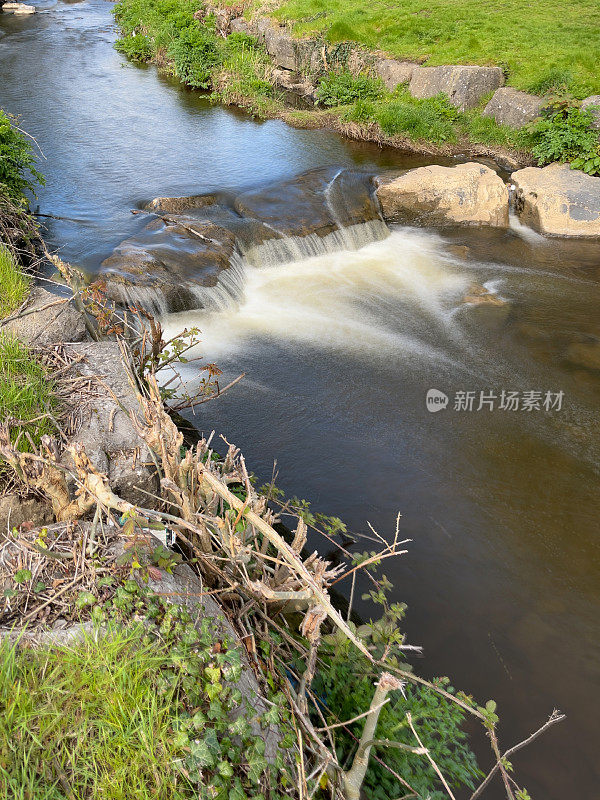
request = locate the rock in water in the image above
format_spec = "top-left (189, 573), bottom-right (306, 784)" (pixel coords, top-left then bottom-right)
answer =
top-left (376, 163), bottom-right (509, 227)
top-left (483, 87), bottom-right (543, 128)
top-left (2, 2), bottom-right (35, 13)
top-left (512, 163), bottom-right (600, 237)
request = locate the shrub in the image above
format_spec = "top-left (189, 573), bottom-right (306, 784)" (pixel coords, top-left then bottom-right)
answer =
top-left (315, 70), bottom-right (383, 107)
top-left (0, 245), bottom-right (30, 319)
top-left (0, 110), bottom-right (44, 203)
top-left (167, 24), bottom-right (221, 87)
top-left (115, 32), bottom-right (153, 61)
top-left (524, 98), bottom-right (600, 174)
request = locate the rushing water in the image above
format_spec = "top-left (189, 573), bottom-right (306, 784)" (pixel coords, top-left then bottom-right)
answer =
top-left (2, 2), bottom-right (599, 798)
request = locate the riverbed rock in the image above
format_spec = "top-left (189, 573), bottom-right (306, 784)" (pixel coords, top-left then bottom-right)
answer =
top-left (1, 2), bottom-right (35, 13)
top-left (99, 217), bottom-right (236, 313)
top-left (2, 286), bottom-right (87, 346)
top-left (264, 26), bottom-right (296, 70)
top-left (581, 95), bottom-right (600, 129)
top-left (567, 339), bottom-right (600, 371)
top-left (144, 193), bottom-right (217, 214)
top-left (483, 87), bottom-right (543, 128)
top-left (62, 341), bottom-right (159, 506)
top-left (233, 166), bottom-right (380, 238)
top-left (512, 163), bottom-right (600, 237)
top-left (409, 65), bottom-right (504, 110)
top-left (375, 58), bottom-right (417, 90)
top-left (376, 163), bottom-right (509, 227)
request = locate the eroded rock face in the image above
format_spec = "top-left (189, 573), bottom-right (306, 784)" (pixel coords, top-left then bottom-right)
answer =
top-left (233, 167), bottom-right (380, 238)
top-left (409, 65), bottom-right (504, 110)
top-left (264, 27), bottom-right (296, 70)
top-left (512, 163), bottom-right (600, 237)
top-left (376, 163), bottom-right (509, 227)
top-left (375, 59), bottom-right (417, 90)
top-left (99, 217), bottom-right (236, 312)
top-left (581, 95), bottom-right (600, 130)
top-left (2, 286), bottom-right (87, 346)
top-left (63, 341), bottom-right (159, 507)
top-left (483, 87), bottom-right (543, 128)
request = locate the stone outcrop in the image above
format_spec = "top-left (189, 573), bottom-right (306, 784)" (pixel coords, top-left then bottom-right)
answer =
top-left (62, 342), bottom-right (159, 506)
top-left (2, 286), bottom-right (87, 346)
top-left (376, 163), bottom-right (509, 227)
top-left (100, 216), bottom-right (236, 312)
top-left (483, 87), bottom-right (543, 128)
top-left (512, 163), bottom-right (600, 237)
top-left (374, 58), bottom-right (417, 90)
top-left (409, 65), bottom-right (504, 110)
top-left (264, 26), bottom-right (296, 70)
top-left (581, 95), bottom-right (600, 129)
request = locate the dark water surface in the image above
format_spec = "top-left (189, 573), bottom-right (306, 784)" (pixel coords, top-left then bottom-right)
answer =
top-left (2, 2), bottom-right (599, 798)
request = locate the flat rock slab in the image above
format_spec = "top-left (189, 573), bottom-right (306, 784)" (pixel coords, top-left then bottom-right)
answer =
top-left (63, 341), bottom-right (159, 506)
top-left (376, 162), bottom-right (509, 227)
top-left (2, 286), bottom-right (87, 347)
top-left (483, 87), bottom-right (543, 128)
top-left (512, 163), bottom-right (600, 237)
top-left (409, 65), bottom-right (504, 110)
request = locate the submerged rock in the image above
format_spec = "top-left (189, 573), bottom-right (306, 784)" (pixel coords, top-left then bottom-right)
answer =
top-left (483, 87), bottom-right (543, 128)
top-left (409, 65), bottom-right (504, 110)
top-left (567, 340), bottom-right (600, 371)
top-left (376, 163), bottom-right (509, 227)
top-left (463, 282), bottom-right (506, 306)
top-left (1, 2), bottom-right (35, 13)
top-left (512, 163), bottom-right (600, 237)
top-left (99, 217), bottom-right (236, 313)
top-left (233, 167), bottom-right (380, 238)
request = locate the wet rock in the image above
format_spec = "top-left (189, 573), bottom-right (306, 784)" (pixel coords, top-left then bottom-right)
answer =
top-left (2, 2), bottom-right (35, 13)
top-left (99, 217), bottom-right (236, 312)
top-left (581, 95), bottom-right (600, 130)
top-left (567, 340), bottom-right (600, 371)
top-left (264, 26), bottom-right (296, 70)
top-left (483, 87), bottom-right (543, 128)
top-left (144, 194), bottom-right (217, 214)
top-left (0, 495), bottom-right (52, 532)
top-left (63, 341), bottom-right (159, 506)
top-left (409, 65), bottom-right (504, 110)
top-left (233, 167), bottom-right (379, 238)
top-left (375, 58), bottom-right (417, 90)
top-left (463, 282), bottom-right (506, 306)
top-left (376, 163), bottom-right (509, 227)
top-left (2, 286), bottom-right (87, 346)
top-left (512, 163), bottom-right (600, 237)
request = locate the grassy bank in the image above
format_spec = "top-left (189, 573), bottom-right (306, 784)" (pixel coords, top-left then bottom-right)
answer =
top-left (269, 0), bottom-right (600, 98)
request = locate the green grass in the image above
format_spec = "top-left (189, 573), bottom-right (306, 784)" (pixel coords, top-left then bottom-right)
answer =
top-left (268, 0), bottom-right (600, 97)
top-left (0, 333), bottom-right (55, 453)
top-left (0, 245), bottom-right (30, 319)
top-left (0, 628), bottom-right (190, 799)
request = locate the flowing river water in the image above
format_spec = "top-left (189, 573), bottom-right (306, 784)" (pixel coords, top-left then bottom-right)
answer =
top-left (1, 2), bottom-right (599, 797)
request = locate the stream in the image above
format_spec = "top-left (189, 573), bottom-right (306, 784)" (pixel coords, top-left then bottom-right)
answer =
top-left (1, 1), bottom-right (599, 797)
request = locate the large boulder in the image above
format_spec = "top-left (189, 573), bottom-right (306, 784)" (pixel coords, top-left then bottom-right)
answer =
top-left (483, 87), bottom-right (543, 128)
top-left (376, 163), bottom-right (509, 227)
top-left (374, 58), bottom-right (417, 90)
top-left (264, 27), bottom-right (297, 70)
top-left (581, 95), bottom-right (600, 130)
top-left (512, 163), bottom-right (600, 237)
top-left (62, 341), bottom-right (159, 506)
top-left (99, 217), bottom-right (236, 313)
top-left (409, 65), bottom-right (504, 110)
top-left (2, 286), bottom-right (87, 346)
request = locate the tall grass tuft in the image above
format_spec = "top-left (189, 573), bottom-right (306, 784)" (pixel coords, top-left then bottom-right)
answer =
top-left (0, 245), bottom-right (30, 319)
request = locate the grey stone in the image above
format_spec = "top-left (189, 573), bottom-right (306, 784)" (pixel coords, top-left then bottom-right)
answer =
top-left (581, 95), bottom-right (600, 129)
top-left (409, 65), bottom-right (504, 110)
top-left (374, 58), bottom-right (416, 90)
top-left (2, 286), bottom-right (87, 347)
top-left (483, 87), bottom-right (543, 128)
top-left (229, 17), bottom-right (253, 36)
top-left (512, 163), bottom-right (600, 237)
top-left (264, 27), bottom-right (296, 71)
top-left (62, 341), bottom-right (159, 506)
top-left (254, 17), bottom-right (273, 43)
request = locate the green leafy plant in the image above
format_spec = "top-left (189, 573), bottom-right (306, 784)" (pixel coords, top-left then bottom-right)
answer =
top-left (167, 24), bottom-right (221, 88)
top-left (315, 70), bottom-right (383, 107)
top-left (524, 97), bottom-right (600, 173)
top-left (0, 110), bottom-right (45, 203)
top-left (115, 31), bottom-right (153, 62)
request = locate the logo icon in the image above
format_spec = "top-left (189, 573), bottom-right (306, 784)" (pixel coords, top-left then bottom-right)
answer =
top-left (426, 389), bottom-right (448, 413)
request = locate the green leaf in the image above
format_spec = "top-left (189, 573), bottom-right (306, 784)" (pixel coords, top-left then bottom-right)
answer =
top-left (14, 569), bottom-right (32, 584)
